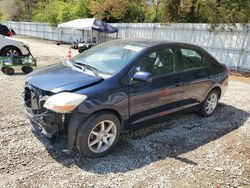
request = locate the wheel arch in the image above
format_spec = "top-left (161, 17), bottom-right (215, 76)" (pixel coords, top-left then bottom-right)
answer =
top-left (210, 86), bottom-right (222, 99)
top-left (89, 108), bottom-right (123, 129)
top-left (203, 85), bottom-right (222, 103)
top-left (0, 45), bottom-right (22, 55)
top-left (75, 108), bottom-right (123, 156)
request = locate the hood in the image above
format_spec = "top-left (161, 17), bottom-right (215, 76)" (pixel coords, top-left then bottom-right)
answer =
top-left (26, 62), bottom-right (103, 93)
top-left (2, 36), bottom-right (28, 47)
top-left (3, 36), bottom-right (24, 43)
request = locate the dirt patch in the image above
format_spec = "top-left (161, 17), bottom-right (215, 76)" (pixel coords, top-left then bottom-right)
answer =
top-left (230, 71), bottom-right (250, 83)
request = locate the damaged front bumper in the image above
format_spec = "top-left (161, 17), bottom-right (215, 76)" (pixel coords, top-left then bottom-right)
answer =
top-left (23, 105), bottom-right (65, 137)
top-left (22, 83), bottom-right (87, 152)
top-left (22, 83), bottom-right (70, 138)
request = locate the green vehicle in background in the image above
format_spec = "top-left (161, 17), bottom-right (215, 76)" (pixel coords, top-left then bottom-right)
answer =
top-left (0, 52), bottom-right (37, 75)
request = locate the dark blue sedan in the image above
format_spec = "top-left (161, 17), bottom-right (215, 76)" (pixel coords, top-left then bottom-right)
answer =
top-left (23, 39), bottom-right (228, 157)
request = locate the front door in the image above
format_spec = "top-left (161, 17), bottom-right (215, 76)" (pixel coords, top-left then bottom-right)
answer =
top-left (128, 47), bottom-right (184, 125)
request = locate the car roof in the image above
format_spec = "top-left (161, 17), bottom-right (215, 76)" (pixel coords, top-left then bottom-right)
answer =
top-left (116, 38), bottom-right (201, 49)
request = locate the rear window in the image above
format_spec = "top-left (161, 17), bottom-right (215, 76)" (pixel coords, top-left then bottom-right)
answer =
top-left (181, 48), bottom-right (208, 69)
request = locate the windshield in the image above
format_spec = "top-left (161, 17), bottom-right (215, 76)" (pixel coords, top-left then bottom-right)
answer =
top-left (72, 40), bottom-right (146, 75)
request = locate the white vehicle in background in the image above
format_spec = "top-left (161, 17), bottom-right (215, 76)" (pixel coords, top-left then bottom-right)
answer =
top-left (0, 35), bottom-right (30, 57)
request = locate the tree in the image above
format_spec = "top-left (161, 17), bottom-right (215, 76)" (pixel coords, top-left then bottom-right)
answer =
top-left (88, 0), bottom-right (147, 23)
top-left (144, 0), bottom-right (165, 22)
top-left (1, 0), bottom-right (250, 27)
top-left (73, 0), bottom-right (91, 19)
top-left (161, 0), bottom-right (198, 23)
top-left (196, 0), bottom-right (250, 29)
top-left (162, 0), bottom-right (181, 22)
top-left (0, 0), bottom-right (39, 21)
top-left (33, 0), bottom-right (91, 27)
top-left (160, 0), bottom-right (250, 29)
top-left (153, 0), bottom-right (162, 22)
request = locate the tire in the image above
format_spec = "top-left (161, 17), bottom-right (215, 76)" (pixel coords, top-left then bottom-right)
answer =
top-left (1, 67), bottom-right (6, 73)
top-left (21, 66), bottom-right (33, 74)
top-left (199, 89), bottom-right (219, 117)
top-left (1, 46), bottom-right (22, 57)
top-left (78, 49), bottom-right (84, 53)
top-left (76, 112), bottom-right (121, 158)
top-left (2, 67), bottom-right (15, 75)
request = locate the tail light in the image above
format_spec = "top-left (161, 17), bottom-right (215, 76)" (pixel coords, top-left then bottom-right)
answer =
top-left (7, 31), bottom-right (12, 37)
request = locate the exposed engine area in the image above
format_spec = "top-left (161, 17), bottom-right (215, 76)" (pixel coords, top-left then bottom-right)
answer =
top-left (23, 83), bottom-right (70, 137)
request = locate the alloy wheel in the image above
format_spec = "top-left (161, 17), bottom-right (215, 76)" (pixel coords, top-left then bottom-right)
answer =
top-left (205, 93), bottom-right (218, 114)
top-left (6, 49), bottom-right (19, 57)
top-left (87, 120), bottom-right (117, 153)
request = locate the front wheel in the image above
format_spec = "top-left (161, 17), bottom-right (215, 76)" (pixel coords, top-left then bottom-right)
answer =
top-left (76, 112), bottom-right (121, 158)
top-left (199, 90), bottom-right (219, 117)
top-left (1, 67), bottom-right (15, 75)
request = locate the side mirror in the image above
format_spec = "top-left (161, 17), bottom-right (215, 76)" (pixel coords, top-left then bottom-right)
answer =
top-left (132, 71), bottom-right (153, 83)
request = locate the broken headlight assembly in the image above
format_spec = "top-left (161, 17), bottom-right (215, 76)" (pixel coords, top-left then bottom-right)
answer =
top-left (43, 92), bottom-right (87, 113)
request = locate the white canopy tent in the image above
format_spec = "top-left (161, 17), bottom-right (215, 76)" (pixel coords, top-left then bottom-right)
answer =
top-left (57, 18), bottom-right (118, 45)
top-left (58, 18), bottom-right (95, 30)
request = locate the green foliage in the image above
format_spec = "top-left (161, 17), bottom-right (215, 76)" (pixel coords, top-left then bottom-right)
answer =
top-left (161, 0), bottom-right (199, 23)
top-left (32, 0), bottom-right (91, 27)
top-left (196, 0), bottom-right (250, 30)
top-left (73, 0), bottom-right (91, 18)
top-left (159, 0), bottom-right (250, 29)
top-left (0, 0), bottom-right (249, 28)
top-left (144, 0), bottom-right (165, 23)
top-left (88, 0), bottom-right (145, 23)
top-left (33, 0), bottom-right (68, 27)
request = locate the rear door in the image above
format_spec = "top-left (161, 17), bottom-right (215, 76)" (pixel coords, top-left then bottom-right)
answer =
top-left (128, 46), bottom-right (184, 125)
top-left (177, 47), bottom-right (214, 109)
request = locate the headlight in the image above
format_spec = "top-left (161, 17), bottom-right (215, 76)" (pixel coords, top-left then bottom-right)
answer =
top-left (43, 92), bottom-right (87, 113)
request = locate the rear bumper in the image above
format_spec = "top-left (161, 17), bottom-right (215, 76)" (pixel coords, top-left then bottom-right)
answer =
top-left (220, 74), bottom-right (229, 98)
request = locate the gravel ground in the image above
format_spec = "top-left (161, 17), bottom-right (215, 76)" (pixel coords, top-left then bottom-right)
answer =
top-left (0, 36), bottom-right (249, 188)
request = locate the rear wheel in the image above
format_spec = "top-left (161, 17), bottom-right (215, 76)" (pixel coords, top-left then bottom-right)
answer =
top-left (199, 90), bottom-right (219, 117)
top-left (76, 112), bottom-right (121, 158)
top-left (78, 49), bottom-right (84, 53)
top-left (22, 66), bottom-right (33, 74)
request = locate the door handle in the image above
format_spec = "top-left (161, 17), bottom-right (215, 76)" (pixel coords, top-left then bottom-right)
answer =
top-left (174, 81), bottom-right (183, 86)
top-left (207, 74), bottom-right (211, 79)
top-left (204, 70), bottom-right (211, 79)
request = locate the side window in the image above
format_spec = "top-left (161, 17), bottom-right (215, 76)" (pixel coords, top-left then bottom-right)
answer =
top-left (132, 48), bottom-right (175, 77)
top-left (180, 48), bottom-right (208, 69)
top-left (204, 57), bottom-right (223, 74)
